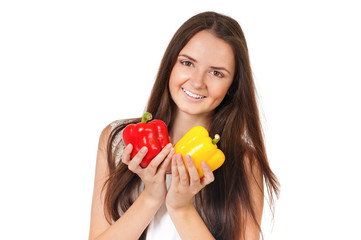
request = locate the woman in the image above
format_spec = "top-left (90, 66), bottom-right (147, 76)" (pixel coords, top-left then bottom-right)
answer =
top-left (89, 11), bottom-right (279, 240)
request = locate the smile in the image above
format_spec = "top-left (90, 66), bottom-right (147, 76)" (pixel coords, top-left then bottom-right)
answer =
top-left (182, 88), bottom-right (206, 99)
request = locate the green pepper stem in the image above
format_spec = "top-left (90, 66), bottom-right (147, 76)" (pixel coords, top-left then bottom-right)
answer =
top-left (141, 112), bottom-right (153, 123)
top-left (212, 134), bottom-right (220, 145)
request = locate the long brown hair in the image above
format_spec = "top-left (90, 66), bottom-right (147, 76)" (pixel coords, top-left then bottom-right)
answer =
top-left (104, 11), bottom-right (279, 240)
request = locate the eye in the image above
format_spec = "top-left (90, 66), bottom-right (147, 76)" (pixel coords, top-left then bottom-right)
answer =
top-left (211, 70), bottom-right (224, 78)
top-left (181, 60), bottom-right (193, 67)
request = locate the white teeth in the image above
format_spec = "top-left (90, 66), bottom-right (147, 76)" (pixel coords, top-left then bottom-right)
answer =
top-left (182, 88), bottom-right (205, 99)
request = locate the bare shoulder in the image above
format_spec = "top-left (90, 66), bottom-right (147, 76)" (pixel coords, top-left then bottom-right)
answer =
top-left (98, 124), bottom-right (112, 152)
top-left (243, 151), bottom-right (264, 195)
top-left (243, 152), bottom-right (262, 176)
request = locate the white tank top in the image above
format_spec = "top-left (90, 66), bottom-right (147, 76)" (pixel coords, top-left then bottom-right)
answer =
top-left (110, 120), bottom-right (181, 239)
top-left (146, 174), bottom-right (181, 239)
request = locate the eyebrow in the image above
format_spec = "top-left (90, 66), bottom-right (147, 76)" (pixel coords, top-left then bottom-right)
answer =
top-left (179, 54), bottom-right (197, 63)
top-left (210, 66), bottom-right (231, 75)
top-left (178, 54), bottom-right (231, 74)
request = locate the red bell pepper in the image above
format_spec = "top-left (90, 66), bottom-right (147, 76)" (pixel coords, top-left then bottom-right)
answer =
top-left (122, 112), bottom-right (170, 168)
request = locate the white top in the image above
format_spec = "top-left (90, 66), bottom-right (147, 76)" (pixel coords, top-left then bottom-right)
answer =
top-left (146, 174), bottom-right (181, 240)
top-left (110, 120), bottom-right (180, 239)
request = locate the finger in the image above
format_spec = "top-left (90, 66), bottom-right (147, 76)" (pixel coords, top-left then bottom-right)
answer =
top-left (121, 144), bottom-right (133, 165)
top-left (128, 146), bottom-right (148, 173)
top-left (200, 161), bottom-right (215, 186)
top-left (185, 155), bottom-right (201, 186)
top-left (171, 155), bottom-right (180, 185)
top-left (147, 143), bottom-right (173, 174)
top-left (176, 154), bottom-right (189, 185)
top-left (158, 147), bottom-right (175, 174)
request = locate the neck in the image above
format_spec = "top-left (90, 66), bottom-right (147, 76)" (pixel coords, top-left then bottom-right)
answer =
top-left (169, 110), bottom-right (212, 145)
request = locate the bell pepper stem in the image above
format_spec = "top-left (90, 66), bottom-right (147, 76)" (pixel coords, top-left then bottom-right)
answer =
top-left (212, 134), bottom-right (220, 145)
top-left (142, 112), bottom-right (153, 123)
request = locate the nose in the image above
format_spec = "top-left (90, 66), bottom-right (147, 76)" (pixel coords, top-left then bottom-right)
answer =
top-left (189, 69), bottom-right (206, 89)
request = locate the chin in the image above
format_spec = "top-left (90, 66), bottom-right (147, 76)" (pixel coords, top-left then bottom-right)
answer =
top-left (177, 105), bottom-right (212, 117)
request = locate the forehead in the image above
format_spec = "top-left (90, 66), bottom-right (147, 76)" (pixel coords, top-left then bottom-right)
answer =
top-left (179, 30), bottom-right (235, 70)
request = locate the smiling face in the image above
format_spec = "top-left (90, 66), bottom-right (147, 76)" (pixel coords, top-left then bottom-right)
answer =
top-left (169, 30), bottom-right (235, 119)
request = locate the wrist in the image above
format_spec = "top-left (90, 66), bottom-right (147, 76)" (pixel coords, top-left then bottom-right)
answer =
top-left (141, 189), bottom-right (165, 208)
top-left (166, 201), bottom-right (193, 215)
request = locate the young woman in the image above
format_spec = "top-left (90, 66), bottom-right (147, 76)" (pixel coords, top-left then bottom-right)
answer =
top-left (89, 11), bottom-right (279, 240)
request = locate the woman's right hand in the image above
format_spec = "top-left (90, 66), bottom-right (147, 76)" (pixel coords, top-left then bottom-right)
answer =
top-left (121, 143), bottom-right (174, 205)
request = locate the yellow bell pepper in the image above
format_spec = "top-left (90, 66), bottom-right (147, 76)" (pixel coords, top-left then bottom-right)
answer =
top-left (174, 126), bottom-right (225, 178)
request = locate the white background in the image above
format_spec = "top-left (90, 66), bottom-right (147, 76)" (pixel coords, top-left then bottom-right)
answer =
top-left (1, 0), bottom-right (360, 239)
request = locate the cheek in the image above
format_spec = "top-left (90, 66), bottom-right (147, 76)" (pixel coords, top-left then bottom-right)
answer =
top-left (169, 68), bottom-right (183, 100)
top-left (169, 67), bottom-right (181, 89)
top-left (169, 64), bottom-right (191, 86)
top-left (209, 83), bottom-right (230, 100)
top-left (168, 69), bottom-right (178, 92)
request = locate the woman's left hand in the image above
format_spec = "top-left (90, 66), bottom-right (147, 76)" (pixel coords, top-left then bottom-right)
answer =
top-left (166, 154), bottom-right (215, 211)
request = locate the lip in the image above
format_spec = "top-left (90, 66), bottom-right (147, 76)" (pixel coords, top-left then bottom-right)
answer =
top-left (181, 88), bottom-right (206, 102)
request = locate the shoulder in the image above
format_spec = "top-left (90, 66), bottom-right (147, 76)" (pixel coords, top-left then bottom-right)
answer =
top-left (243, 151), bottom-right (263, 189)
top-left (98, 124), bottom-right (112, 151)
top-left (97, 119), bottom-right (132, 152)
top-left (107, 118), bottom-right (135, 144)
top-left (104, 118), bottom-right (137, 165)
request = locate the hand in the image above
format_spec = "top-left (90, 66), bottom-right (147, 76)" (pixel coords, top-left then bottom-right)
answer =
top-left (166, 154), bottom-right (215, 211)
top-left (122, 143), bottom-right (175, 205)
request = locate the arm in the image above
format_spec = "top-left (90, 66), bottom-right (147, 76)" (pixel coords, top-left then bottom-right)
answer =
top-left (242, 153), bottom-right (264, 240)
top-left (88, 125), bottom-right (174, 240)
top-left (167, 203), bottom-right (215, 240)
top-left (166, 154), bottom-right (215, 240)
top-left (165, 153), bottom-right (265, 240)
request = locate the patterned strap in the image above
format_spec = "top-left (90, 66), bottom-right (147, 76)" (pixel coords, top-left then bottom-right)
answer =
top-left (109, 119), bottom-right (128, 166)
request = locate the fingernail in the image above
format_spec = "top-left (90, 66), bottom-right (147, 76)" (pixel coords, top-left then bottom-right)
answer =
top-left (140, 147), bottom-right (148, 153)
top-left (166, 143), bottom-right (173, 149)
